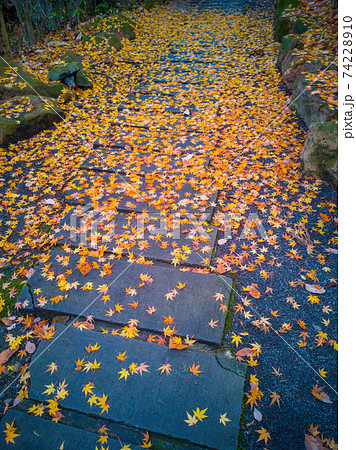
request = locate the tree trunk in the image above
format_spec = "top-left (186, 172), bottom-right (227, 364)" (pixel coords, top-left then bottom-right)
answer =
top-left (12, 0), bottom-right (36, 45)
top-left (12, 0), bottom-right (28, 41)
top-left (0, 6), bottom-right (11, 58)
top-left (22, 0), bottom-right (36, 45)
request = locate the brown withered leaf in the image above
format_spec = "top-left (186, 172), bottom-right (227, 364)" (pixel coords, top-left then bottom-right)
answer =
top-left (0, 347), bottom-right (18, 365)
top-left (1, 318), bottom-right (13, 326)
top-left (304, 434), bottom-right (326, 450)
top-left (77, 259), bottom-right (92, 277)
top-left (235, 347), bottom-right (251, 360)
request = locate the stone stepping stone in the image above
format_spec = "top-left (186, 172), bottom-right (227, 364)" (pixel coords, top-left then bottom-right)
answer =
top-left (118, 99), bottom-right (198, 115)
top-left (29, 324), bottom-right (246, 450)
top-left (158, 55), bottom-right (227, 64)
top-left (0, 409), bottom-right (135, 449)
top-left (135, 82), bottom-right (221, 99)
top-left (153, 67), bottom-right (226, 80)
top-left (167, 49), bottom-right (228, 60)
top-left (52, 207), bottom-right (218, 267)
top-left (157, 61), bottom-right (227, 72)
top-left (63, 171), bottom-right (217, 220)
top-left (119, 93), bottom-right (220, 115)
top-left (81, 148), bottom-right (210, 175)
top-left (111, 112), bottom-right (218, 134)
top-left (93, 130), bottom-right (217, 154)
top-left (27, 250), bottom-right (231, 345)
top-left (144, 72), bottom-right (222, 85)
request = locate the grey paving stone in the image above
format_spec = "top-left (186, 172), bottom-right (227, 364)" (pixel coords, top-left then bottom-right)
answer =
top-left (0, 409), bottom-right (133, 449)
top-left (117, 93), bottom-right (214, 115)
top-left (158, 61), bottom-right (227, 71)
top-left (135, 82), bottom-right (221, 99)
top-left (51, 207), bottom-right (218, 267)
top-left (118, 99), bottom-right (198, 115)
top-left (28, 249), bottom-right (231, 345)
top-left (111, 113), bottom-right (217, 134)
top-left (144, 72), bottom-right (223, 85)
top-left (93, 130), bottom-right (218, 153)
top-left (158, 53), bottom-right (229, 64)
top-left (29, 324), bottom-right (246, 450)
top-left (81, 148), bottom-right (210, 175)
top-left (63, 171), bottom-right (217, 221)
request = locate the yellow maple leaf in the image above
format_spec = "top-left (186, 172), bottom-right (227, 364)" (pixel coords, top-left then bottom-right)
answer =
top-left (184, 411), bottom-right (198, 426)
top-left (4, 419), bottom-right (19, 444)
top-left (256, 427), bottom-right (271, 445)
top-left (193, 407), bottom-right (208, 422)
top-left (219, 413), bottom-right (231, 426)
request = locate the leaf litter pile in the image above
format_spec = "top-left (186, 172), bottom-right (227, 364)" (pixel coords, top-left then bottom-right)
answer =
top-left (0, 2), bottom-right (337, 449)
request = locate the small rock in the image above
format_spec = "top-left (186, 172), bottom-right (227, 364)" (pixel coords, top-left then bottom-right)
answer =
top-left (53, 315), bottom-right (69, 324)
top-left (13, 362), bottom-right (22, 373)
top-left (62, 91), bottom-right (77, 104)
top-left (2, 262), bottom-right (13, 271)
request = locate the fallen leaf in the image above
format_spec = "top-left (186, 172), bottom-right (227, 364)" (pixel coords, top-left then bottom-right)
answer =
top-left (305, 284), bottom-right (326, 294)
top-left (253, 407), bottom-right (262, 421)
top-left (305, 434), bottom-right (325, 449)
top-left (0, 347), bottom-right (18, 365)
top-left (25, 342), bottom-right (36, 354)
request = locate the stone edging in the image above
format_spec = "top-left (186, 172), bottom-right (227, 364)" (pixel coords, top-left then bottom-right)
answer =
top-left (274, 0), bottom-right (338, 189)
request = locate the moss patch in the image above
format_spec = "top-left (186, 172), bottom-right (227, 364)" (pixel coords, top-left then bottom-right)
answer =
top-left (223, 282), bottom-right (236, 335)
top-left (0, 269), bottom-right (28, 317)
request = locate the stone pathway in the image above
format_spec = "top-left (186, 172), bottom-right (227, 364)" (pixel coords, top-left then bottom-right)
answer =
top-left (0, 0), bottom-right (254, 448)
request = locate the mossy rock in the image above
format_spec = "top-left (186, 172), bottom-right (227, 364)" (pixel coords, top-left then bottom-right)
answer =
top-left (61, 50), bottom-right (84, 66)
top-left (104, 13), bottom-right (136, 28)
top-left (301, 121), bottom-right (338, 188)
top-left (0, 58), bottom-right (63, 100)
top-left (104, 16), bottom-right (136, 41)
top-left (61, 90), bottom-right (77, 104)
top-left (144, 0), bottom-right (167, 10)
top-left (274, 12), bottom-right (316, 42)
top-left (275, 0), bottom-right (301, 19)
top-left (117, 22), bottom-right (136, 41)
top-left (274, 15), bottom-right (292, 42)
top-left (291, 72), bottom-right (338, 127)
top-left (277, 34), bottom-right (303, 70)
top-left (91, 32), bottom-right (123, 51)
top-left (47, 52), bottom-right (92, 89)
top-left (76, 70), bottom-right (93, 89)
top-left (0, 95), bottom-right (64, 146)
top-left (48, 62), bottom-right (81, 82)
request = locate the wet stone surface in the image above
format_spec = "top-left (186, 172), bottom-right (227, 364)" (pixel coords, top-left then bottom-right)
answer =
top-left (28, 324), bottom-right (246, 450)
top-left (28, 249), bottom-right (231, 345)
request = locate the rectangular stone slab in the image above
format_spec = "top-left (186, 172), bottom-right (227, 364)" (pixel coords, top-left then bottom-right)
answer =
top-left (157, 61), bottom-right (227, 71)
top-left (118, 102), bottom-right (198, 115)
top-left (118, 95), bottom-right (219, 116)
top-left (158, 55), bottom-right (227, 64)
top-left (135, 83), bottom-right (221, 100)
top-left (93, 130), bottom-right (217, 154)
top-left (0, 409), bottom-right (137, 449)
top-left (111, 113), bottom-right (218, 134)
top-left (81, 150), bottom-right (176, 174)
top-left (80, 148), bottom-right (210, 175)
top-left (52, 207), bottom-right (218, 267)
top-left (145, 74), bottom-right (220, 85)
top-left (29, 324), bottom-right (246, 450)
top-left (63, 171), bottom-right (217, 221)
top-left (28, 250), bottom-right (231, 345)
